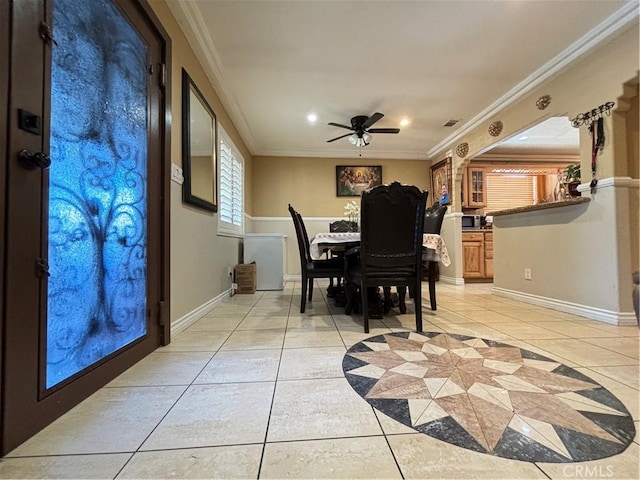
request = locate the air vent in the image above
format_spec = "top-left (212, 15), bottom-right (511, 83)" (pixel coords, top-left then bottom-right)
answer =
top-left (443, 119), bottom-right (460, 127)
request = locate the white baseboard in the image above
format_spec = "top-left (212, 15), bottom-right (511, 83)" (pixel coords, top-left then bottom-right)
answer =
top-left (492, 286), bottom-right (637, 326)
top-left (171, 290), bottom-right (232, 336)
top-left (439, 275), bottom-right (465, 285)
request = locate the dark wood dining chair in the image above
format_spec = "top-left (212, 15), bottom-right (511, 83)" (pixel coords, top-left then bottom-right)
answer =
top-left (329, 220), bottom-right (358, 233)
top-left (423, 203), bottom-right (447, 310)
top-left (344, 182), bottom-right (428, 333)
top-left (326, 219), bottom-right (357, 292)
top-left (288, 204), bottom-right (344, 313)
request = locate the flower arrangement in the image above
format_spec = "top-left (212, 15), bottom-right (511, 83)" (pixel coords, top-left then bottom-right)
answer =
top-left (344, 200), bottom-right (360, 230)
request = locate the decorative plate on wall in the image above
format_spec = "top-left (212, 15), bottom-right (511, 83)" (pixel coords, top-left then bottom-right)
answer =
top-left (488, 121), bottom-right (503, 137)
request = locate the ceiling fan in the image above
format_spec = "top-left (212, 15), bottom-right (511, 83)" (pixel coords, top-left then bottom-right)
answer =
top-left (326, 112), bottom-right (400, 146)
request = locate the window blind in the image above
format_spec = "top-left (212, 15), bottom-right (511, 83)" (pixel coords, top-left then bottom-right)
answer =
top-left (218, 128), bottom-right (244, 236)
top-left (485, 174), bottom-right (535, 212)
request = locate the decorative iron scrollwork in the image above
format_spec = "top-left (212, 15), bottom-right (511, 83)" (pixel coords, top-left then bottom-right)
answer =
top-left (571, 102), bottom-right (615, 128)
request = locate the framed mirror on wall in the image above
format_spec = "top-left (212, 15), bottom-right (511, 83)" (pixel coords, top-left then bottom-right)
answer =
top-left (182, 68), bottom-right (217, 212)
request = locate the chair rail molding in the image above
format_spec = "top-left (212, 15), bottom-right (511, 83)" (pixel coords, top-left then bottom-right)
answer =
top-left (577, 176), bottom-right (640, 192)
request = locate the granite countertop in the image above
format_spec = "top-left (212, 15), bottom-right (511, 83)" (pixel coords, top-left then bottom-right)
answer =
top-left (488, 197), bottom-right (590, 217)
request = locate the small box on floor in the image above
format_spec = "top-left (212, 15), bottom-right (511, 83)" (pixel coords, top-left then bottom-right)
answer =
top-left (235, 263), bottom-right (257, 294)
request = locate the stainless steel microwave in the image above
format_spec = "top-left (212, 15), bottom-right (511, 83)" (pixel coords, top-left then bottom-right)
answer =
top-left (462, 215), bottom-right (481, 228)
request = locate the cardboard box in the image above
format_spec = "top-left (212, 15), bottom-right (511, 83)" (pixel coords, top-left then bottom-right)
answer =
top-left (235, 263), bottom-right (257, 294)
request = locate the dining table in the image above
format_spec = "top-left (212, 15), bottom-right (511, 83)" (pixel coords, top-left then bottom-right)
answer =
top-left (309, 231), bottom-right (451, 317)
top-left (310, 231), bottom-right (450, 266)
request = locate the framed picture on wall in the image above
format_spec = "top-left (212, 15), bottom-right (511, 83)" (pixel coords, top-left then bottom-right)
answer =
top-left (336, 165), bottom-right (382, 197)
top-left (431, 157), bottom-right (452, 205)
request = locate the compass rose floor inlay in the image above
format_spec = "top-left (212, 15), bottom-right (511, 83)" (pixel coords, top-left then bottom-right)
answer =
top-left (343, 332), bottom-right (635, 463)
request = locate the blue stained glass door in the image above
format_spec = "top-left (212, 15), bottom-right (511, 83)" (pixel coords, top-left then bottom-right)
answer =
top-left (46, 0), bottom-right (149, 388)
top-left (1, 0), bottom-right (166, 454)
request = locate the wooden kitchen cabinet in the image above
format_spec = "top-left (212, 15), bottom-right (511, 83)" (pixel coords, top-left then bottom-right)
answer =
top-left (466, 167), bottom-right (486, 207)
top-left (461, 167), bottom-right (486, 208)
top-left (484, 231), bottom-right (493, 278)
top-left (462, 232), bottom-right (485, 278)
top-left (463, 231), bottom-right (493, 281)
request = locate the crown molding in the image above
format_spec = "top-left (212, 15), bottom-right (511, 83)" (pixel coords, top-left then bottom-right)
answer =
top-left (426, 1), bottom-right (640, 160)
top-left (476, 152), bottom-right (579, 163)
top-left (169, 1), bottom-right (637, 162)
top-left (255, 147), bottom-right (429, 160)
top-left (167, 1), bottom-right (257, 153)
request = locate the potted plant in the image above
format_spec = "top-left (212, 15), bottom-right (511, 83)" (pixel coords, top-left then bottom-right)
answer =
top-left (563, 163), bottom-right (581, 197)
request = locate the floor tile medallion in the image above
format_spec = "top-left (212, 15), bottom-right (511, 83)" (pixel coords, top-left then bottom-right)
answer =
top-left (343, 332), bottom-right (635, 463)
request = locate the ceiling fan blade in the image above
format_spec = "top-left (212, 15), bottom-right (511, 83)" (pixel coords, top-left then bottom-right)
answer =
top-left (361, 112), bottom-right (384, 129)
top-left (368, 128), bottom-right (400, 134)
top-left (326, 133), bottom-right (352, 143)
top-left (327, 122), bottom-right (353, 130)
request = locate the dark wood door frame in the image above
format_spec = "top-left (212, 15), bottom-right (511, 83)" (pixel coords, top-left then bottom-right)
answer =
top-left (0, 0), bottom-right (9, 450)
top-left (0, 0), bottom-right (171, 455)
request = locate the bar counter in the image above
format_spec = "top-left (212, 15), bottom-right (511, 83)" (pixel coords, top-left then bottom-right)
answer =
top-left (488, 197), bottom-right (590, 217)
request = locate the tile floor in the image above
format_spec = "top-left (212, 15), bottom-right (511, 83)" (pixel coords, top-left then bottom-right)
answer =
top-left (1, 281), bottom-right (638, 479)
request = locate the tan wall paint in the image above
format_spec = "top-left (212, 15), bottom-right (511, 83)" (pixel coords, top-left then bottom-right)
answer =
top-left (438, 25), bottom-right (639, 323)
top-left (630, 185), bottom-right (639, 275)
top-left (148, 1), bottom-right (252, 322)
top-left (622, 84), bottom-right (639, 275)
top-left (627, 89), bottom-right (639, 274)
top-left (251, 156), bottom-right (430, 217)
top-left (441, 26), bottom-right (639, 204)
top-left (150, 0), bottom-right (637, 322)
top-left (251, 156), bottom-right (431, 278)
top-left (624, 85), bottom-right (639, 179)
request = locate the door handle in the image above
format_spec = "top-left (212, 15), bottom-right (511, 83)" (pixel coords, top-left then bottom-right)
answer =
top-left (18, 149), bottom-right (51, 170)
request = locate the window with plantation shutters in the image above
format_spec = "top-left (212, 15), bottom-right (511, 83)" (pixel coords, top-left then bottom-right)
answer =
top-left (217, 127), bottom-right (244, 236)
top-left (485, 174), bottom-right (536, 212)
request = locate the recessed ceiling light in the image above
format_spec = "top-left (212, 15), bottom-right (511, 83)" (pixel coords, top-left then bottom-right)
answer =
top-left (400, 118), bottom-right (410, 127)
top-left (519, 135), bottom-right (529, 140)
top-left (307, 113), bottom-right (317, 123)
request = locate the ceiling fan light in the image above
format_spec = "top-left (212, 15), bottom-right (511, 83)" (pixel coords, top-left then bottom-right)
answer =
top-left (348, 133), bottom-right (371, 147)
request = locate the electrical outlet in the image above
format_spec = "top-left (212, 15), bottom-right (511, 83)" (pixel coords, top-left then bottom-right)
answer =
top-left (171, 163), bottom-right (184, 184)
top-left (524, 268), bottom-right (532, 280)
top-left (227, 266), bottom-right (233, 277)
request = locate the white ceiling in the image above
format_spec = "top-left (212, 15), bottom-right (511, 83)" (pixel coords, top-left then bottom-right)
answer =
top-left (168, 0), bottom-right (637, 160)
top-left (499, 117), bottom-right (579, 149)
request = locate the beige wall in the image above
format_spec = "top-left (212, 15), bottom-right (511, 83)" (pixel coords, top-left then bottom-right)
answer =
top-left (250, 156), bottom-right (431, 277)
top-left (624, 83), bottom-right (639, 179)
top-left (251, 156), bottom-right (430, 217)
top-left (438, 26), bottom-right (640, 186)
top-left (149, 1), bottom-right (252, 323)
top-left (435, 25), bottom-right (639, 324)
top-left (150, 0), bottom-right (637, 324)
top-left (623, 83), bottom-right (639, 275)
